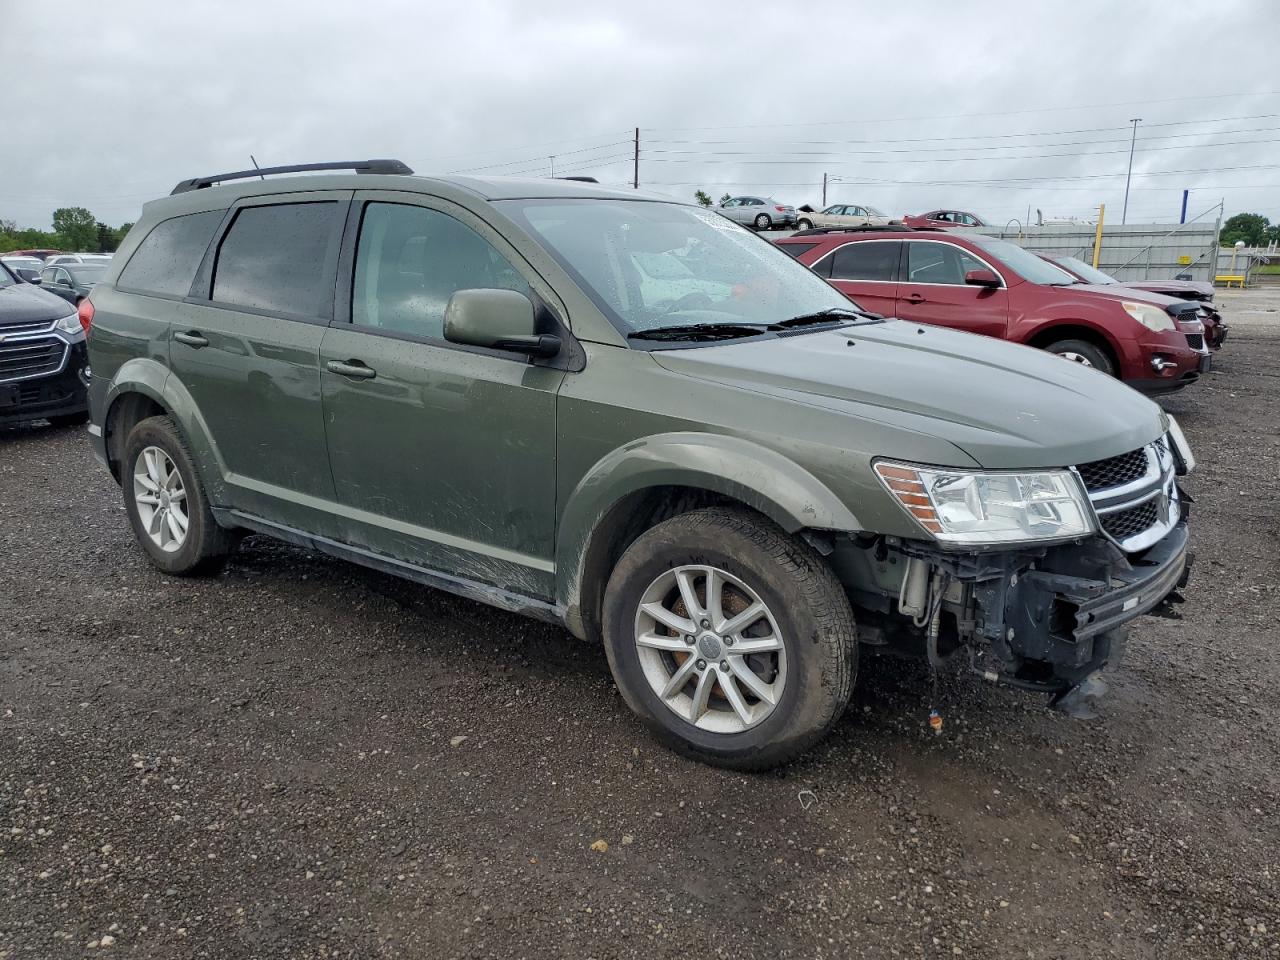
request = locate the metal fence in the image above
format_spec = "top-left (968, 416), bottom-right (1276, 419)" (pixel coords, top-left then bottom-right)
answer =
top-left (988, 220), bottom-right (1222, 283)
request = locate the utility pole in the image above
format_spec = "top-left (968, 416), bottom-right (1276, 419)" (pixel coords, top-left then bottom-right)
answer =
top-left (633, 128), bottom-right (639, 189)
top-left (1180, 189), bottom-right (1188, 224)
top-left (822, 172), bottom-right (828, 207)
top-left (1121, 118), bottom-right (1141, 225)
top-left (549, 155), bottom-right (556, 178)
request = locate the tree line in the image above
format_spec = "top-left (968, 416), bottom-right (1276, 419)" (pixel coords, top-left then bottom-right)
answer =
top-left (0, 207), bottom-right (133, 254)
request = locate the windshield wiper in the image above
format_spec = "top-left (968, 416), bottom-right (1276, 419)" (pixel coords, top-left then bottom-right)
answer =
top-left (770, 307), bottom-right (880, 329)
top-left (627, 322), bottom-right (771, 342)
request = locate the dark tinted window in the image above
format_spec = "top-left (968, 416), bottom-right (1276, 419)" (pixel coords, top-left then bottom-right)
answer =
top-left (118, 210), bottom-right (224, 297)
top-left (352, 202), bottom-right (530, 339)
top-left (776, 242), bottom-right (818, 260)
top-left (212, 202), bottom-right (340, 316)
top-left (829, 241), bottom-right (900, 281)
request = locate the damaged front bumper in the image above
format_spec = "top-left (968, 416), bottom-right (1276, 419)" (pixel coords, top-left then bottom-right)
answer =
top-left (834, 518), bottom-right (1193, 712)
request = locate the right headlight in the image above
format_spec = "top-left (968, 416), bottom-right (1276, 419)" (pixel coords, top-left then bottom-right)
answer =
top-left (52, 312), bottom-right (82, 335)
top-left (875, 461), bottom-right (1095, 545)
top-left (1120, 300), bottom-right (1175, 333)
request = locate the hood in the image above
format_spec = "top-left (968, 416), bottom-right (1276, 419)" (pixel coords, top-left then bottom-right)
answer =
top-left (1123, 279), bottom-right (1214, 302)
top-left (0, 280), bottom-right (77, 326)
top-left (1058, 282), bottom-right (1201, 318)
top-left (651, 320), bottom-right (1166, 469)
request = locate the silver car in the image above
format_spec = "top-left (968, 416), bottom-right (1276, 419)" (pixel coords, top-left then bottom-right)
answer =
top-left (795, 204), bottom-right (897, 230)
top-left (716, 196), bottom-right (796, 231)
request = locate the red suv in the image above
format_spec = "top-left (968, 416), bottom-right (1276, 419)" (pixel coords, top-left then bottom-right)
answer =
top-left (776, 228), bottom-right (1209, 394)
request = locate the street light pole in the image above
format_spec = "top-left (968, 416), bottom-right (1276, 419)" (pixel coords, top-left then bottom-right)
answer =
top-left (1122, 118), bottom-right (1141, 225)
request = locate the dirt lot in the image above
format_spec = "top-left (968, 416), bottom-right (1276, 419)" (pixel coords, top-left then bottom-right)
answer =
top-left (2, 291), bottom-right (1278, 960)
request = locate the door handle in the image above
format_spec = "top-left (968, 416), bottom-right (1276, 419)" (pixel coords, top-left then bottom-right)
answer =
top-left (903, 293), bottom-right (926, 304)
top-left (173, 330), bottom-right (209, 348)
top-left (326, 359), bottom-right (377, 380)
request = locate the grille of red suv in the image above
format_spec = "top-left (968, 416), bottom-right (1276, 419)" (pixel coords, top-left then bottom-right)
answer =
top-left (1099, 499), bottom-right (1161, 542)
top-left (1076, 448), bottom-right (1149, 491)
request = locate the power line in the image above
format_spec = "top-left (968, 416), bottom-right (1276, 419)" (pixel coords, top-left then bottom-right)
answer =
top-left (645, 92), bottom-right (1280, 133)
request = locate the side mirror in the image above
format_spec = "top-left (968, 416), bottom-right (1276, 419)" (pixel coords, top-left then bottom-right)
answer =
top-left (444, 288), bottom-right (560, 357)
top-left (964, 268), bottom-right (1001, 288)
top-left (29, 275), bottom-right (43, 284)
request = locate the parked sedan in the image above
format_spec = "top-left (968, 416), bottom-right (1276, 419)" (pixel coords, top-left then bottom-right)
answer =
top-left (715, 196), bottom-right (797, 231)
top-left (1, 256), bottom-right (44, 281)
top-left (775, 229), bottom-right (1210, 394)
top-left (38, 262), bottom-right (108, 305)
top-left (45, 253), bottom-right (113, 266)
top-left (1038, 253), bottom-right (1227, 351)
top-left (795, 204), bottom-right (897, 230)
top-left (903, 210), bottom-right (988, 229)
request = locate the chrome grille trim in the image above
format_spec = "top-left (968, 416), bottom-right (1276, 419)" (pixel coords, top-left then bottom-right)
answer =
top-left (0, 331), bottom-right (70, 384)
top-left (1075, 439), bottom-right (1180, 553)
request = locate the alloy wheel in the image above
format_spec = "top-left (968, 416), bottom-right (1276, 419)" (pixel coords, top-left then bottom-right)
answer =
top-left (1059, 351), bottom-right (1094, 367)
top-left (133, 445), bottom-right (189, 553)
top-left (633, 564), bottom-right (786, 734)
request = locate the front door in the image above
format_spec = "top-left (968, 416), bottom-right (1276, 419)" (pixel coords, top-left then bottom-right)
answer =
top-left (169, 192), bottom-right (348, 532)
top-left (319, 193), bottom-right (563, 600)
top-left (814, 239), bottom-right (901, 317)
top-left (895, 240), bottom-right (1010, 338)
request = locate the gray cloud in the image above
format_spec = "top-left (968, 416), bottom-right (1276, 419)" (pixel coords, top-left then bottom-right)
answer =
top-left (2, 0), bottom-right (1276, 230)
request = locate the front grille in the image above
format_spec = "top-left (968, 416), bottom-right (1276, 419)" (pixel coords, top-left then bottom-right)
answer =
top-left (1076, 448), bottom-right (1149, 491)
top-left (0, 318), bottom-right (55, 335)
top-left (0, 336), bottom-right (66, 382)
top-left (1100, 499), bottom-right (1161, 541)
top-left (1185, 332), bottom-right (1205, 351)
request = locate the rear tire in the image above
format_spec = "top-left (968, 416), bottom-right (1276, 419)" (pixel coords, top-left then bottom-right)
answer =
top-left (1045, 339), bottom-right (1115, 376)
top-left (754, 213), bottom-right (772, 231)
top-left (602, 507), bottom-right (856, 770)
top-left (122, 415), bottom-right (235, 576)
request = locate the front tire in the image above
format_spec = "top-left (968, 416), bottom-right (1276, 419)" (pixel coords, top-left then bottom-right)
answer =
top-left (602, 507), bottom-right (856, 770)
top-left (797, 218), bottom-right (813, 230)
top-left (122, 415), bottom-right (236, 576)
top-left (1046, 339), bottom-right (1115, 376)
top-left (753, 213), bottom-right (772, 231)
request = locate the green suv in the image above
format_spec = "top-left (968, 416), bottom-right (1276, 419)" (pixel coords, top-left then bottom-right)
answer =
top-left (85, 160), bottom-right (1195, 769)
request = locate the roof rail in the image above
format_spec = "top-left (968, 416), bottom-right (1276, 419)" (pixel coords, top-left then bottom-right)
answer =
top-left (170, 159), bottom-right (414, 195)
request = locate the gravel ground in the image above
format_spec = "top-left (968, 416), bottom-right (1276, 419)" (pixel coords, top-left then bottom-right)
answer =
top-left (2, 290), bottom-right (1278, 959)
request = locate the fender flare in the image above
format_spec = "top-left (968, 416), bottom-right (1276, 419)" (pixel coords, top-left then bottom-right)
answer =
top-left (102, 362), bottom-right (228, 502)
top-left (555, 431), bottom-right (861, 636)
top-left (1021, 315), bottom-right (1125, 358)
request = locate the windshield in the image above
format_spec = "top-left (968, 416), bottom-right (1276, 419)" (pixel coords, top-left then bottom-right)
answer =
top-left (966, 235), bottom-right (1079, 285)
top-left (501, 199), bottom-right (856, 336)
top-left (1053, 255), bottom-right (1116, 285)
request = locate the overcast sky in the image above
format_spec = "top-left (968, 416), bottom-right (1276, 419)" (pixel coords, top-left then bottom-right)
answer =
top-left (3, 0), bottom-right (1277, 231)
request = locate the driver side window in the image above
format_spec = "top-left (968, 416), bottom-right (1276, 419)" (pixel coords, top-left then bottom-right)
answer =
top-left (352, 203), bottom-right (530, 340)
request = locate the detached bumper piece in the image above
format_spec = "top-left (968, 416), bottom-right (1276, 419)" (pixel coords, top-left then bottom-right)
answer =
top-left (969, 521), bottom-right (1191, 713)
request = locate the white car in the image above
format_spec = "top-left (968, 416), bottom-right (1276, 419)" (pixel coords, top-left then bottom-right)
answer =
top-left (45, 254), bottom-right (113, 266)
top-left (795, 204), bottom-right (898, 230)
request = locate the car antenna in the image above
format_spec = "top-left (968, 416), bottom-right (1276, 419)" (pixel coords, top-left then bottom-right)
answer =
top-left (249, 155), bottom-right (265, 181)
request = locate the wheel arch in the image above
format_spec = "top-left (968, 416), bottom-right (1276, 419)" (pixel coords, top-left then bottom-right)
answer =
top-left (1024, 321), bottom-right (1122, 370)
top-left (556, 432), bottom-right (861, 641)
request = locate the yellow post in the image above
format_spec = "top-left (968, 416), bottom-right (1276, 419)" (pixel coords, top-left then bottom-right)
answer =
top-left (1092, 204), bottom-right (1105, 268)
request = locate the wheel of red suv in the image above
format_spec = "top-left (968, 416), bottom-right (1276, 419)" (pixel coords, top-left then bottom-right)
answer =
top-left (601, 507), bottom-right (856, 770)
top-left (797, 218), bottom-right (813, 230)
top-left (753, 213), bottom-right (772, 231)
top-left (122, 415), bottom-right (236, 576)
top-left (1046, 339), bottom-right (1115, 376)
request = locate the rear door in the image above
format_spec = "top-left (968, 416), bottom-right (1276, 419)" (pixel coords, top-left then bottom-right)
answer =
top-left (172, 192), bottom-right (348, 532)
top-left (812, 239), bottom-right (901, 316)
top-left (318, 192), bottom-right (563, 599)
top-left (895, 239), bottom-right (1010, 338)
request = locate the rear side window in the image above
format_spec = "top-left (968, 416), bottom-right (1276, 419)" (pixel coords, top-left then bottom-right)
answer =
top-left (118, 210), bottom-right (225, 298)
top-left (776, 242), bottom-right (817, 260)
top-left (906, 242), bottom-right (988, 285)
top-left (212, 202), bottom-right (341, 317)
top-left (828, 241), bottom-right (900, 281)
